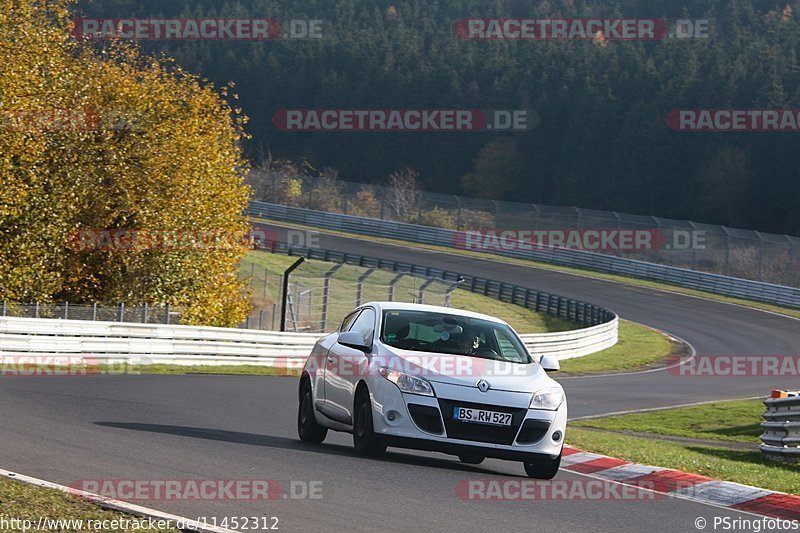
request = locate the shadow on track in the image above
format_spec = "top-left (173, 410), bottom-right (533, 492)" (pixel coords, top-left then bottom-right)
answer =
top-left (94, 421), bottom-right (519, 476)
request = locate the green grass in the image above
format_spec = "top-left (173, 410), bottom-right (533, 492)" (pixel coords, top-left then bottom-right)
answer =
top-left (252, 217), bottom-right (800, 320)
top-left (557, 320), bottom-right (677, 375)
top-left (0, 476), bottom-right (181, 532)
top-left (566, 399), bottom-right (800, 495)
top-left (572, 399), bottom-right (764, 443)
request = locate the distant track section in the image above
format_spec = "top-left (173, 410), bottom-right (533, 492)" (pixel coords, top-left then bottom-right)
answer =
top-left (248, 202), bottom-right (800, 309)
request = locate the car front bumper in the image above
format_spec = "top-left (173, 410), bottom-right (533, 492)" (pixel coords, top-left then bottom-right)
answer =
top-left (369, 377), bottom-right (567, 461)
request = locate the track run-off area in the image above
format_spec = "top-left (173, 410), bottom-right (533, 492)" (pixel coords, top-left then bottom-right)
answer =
top-left (1, 224), bottom-right (798, 532)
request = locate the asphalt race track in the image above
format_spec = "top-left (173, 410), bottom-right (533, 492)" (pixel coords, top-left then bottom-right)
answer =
top-left (1, 224), bottom-right (798, 531)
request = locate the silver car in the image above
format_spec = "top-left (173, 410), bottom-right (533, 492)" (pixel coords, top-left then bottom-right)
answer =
top-left (297, 302), bottom-right (567, 479)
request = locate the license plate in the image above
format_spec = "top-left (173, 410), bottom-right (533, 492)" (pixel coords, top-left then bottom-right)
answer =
top-left (453, 407), bottom-right (513, 426)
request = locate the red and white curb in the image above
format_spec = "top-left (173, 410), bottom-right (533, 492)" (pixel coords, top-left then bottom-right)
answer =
top-left (561, 446), bottom-right (800, 520)
top-left (1, 469), bottom-right (237, 533)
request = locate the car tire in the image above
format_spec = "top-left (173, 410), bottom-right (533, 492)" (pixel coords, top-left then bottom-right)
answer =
top-left (523, 452), bottom-right (562, 479)
top-left (297, 381), bottom-right (327, 444)
top-left (353, 389), bottom-right (387, 456)
top-left (458, 455), bottom-right (485, 465)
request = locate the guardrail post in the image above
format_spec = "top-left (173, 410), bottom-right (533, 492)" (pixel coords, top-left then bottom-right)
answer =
top-left (321, 263), bottom-right (344, 331)
top-left (356, 268), bottom-right (376, 307)
top-left (280, 257), bottom-right (305, 332)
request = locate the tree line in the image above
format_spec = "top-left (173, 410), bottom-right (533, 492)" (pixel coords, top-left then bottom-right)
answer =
top-left (74, 0), bottom-right (800, 235)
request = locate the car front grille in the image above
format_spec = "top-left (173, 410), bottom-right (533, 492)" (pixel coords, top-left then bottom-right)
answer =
top-left (438, 399), bottom-right (527, 445)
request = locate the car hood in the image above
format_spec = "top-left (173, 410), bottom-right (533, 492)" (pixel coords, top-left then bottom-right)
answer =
top-left (378, 347), bottom-right (551, 393)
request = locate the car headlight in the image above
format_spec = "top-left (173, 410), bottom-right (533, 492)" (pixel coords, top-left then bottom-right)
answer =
top-left (530, 387), bottom-right (565, 410)
top-left (379, 367), bottom-right (434, 396)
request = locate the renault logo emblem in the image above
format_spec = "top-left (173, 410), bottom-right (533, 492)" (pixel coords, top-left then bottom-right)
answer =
top-left (476, 379), bottom-right (491, 393)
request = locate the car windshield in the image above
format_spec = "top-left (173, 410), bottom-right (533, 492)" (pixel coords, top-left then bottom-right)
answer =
top-left (381, 310), bottom-right (531, 364)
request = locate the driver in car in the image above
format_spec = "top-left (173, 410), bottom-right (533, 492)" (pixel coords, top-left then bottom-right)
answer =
top-left (454, 327), bottom-right (482, 355)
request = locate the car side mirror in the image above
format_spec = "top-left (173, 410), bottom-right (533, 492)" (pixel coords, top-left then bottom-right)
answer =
top-left (539, 355), bottom-right (560, 372)
top-left (338, 331), bottom-right (370, 352)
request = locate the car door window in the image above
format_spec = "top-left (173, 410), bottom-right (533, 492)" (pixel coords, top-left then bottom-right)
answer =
top-left (348, 308), bottom-right (375, 348)
top-left (339, 310), bottom-right (361, 332)
top-left (493, 328), bottom-right (529, 363)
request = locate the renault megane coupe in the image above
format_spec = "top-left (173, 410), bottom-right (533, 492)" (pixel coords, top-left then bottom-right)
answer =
top-left (297, 302), bottom-right (566, 479)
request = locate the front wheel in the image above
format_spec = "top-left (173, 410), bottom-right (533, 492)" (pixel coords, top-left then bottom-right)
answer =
top-left (523, 453), bottom-right (561, 479)
top-left (353, 389), bottom-right (386, 456)
top-left (298, 382), bottom-right (327, 443)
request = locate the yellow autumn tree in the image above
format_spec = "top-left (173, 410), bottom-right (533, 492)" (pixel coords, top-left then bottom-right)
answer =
top-left (0, 0), bottom-right (252, 326)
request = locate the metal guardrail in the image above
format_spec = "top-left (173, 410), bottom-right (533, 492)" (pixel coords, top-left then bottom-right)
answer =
top-left (249, 202), bottom-right (800, 309)
top-left (0, 317), bottom-right (318, 367)
top-left (761, 392), bottom-right (800, 463)
top-left (0, 302), bottom-right (616, 366)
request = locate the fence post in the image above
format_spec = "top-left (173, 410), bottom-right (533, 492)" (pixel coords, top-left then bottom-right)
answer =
top-left (118, 302), bottom-right (124, 322)
top-left (34, 301), bottom-right (39, 318)
top-left (688, 221), bottom-right (699, 270)
top-left (63, 301), bottom-right (69, 320)
top-left (92, 302), bottom-right (97, 321)
top-left (356, 268), bottom-right (376, 307)
top-left (165, 303), bottom-right (170, 324)
top-left (754, 231), bottom-right (765, 282)
top-left (142, 303), bottom-right (148, 323)
top-left (389, 273), bottom-right (407, 301)
top-left (721, 226), bottom-right (732, 276)
top-left (444, 279), bottom-right (461, 307)
top-left (418, 278), bottom-right (437, 304)
top-left (787, 235), bottom-right (798, 287)
top-left (321, 263), bottom-right (344, 331)
top-left (280, 257), bottom-right (305, 332)
top-left (1, 300), bottom-right (5, 317)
